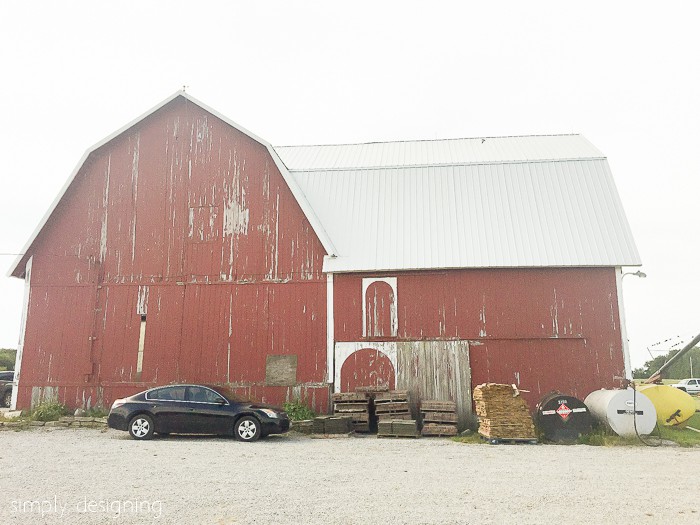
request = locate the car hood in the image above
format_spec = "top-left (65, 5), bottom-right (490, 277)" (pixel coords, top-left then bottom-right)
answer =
top-left (238, 402), bottom-right (285, 412)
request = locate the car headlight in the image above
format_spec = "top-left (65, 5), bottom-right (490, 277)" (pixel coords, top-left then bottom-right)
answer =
top-left (259, 409), bottom-right (279, 418)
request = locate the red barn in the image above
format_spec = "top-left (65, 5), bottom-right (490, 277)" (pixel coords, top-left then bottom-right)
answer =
top-left (8, 92), bottom-right (640, 425)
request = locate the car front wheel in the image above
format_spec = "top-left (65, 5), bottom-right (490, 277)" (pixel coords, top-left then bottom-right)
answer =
top-left (235, 416), bottom-right (261, 442)
top-left (2, 391), bottom-right (11, 408)
top-left (128, 415), bottom-right (155, 440)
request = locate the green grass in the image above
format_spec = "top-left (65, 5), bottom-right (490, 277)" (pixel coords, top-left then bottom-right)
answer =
top-left (451, 432), bottom-right (484, 444)
top-left (576, 412), bottom-right (700, 448)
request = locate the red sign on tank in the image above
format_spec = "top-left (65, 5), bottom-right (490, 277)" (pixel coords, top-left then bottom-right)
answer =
top-left (556, 404), bottom-right (573, 420)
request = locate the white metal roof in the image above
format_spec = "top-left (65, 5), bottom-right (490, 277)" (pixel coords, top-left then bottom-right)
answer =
top-left (275, 134), bottom-right (605, 171)
top-left (9, 92), bottom-right (640, 278)
top-left (275, 136), bottom-right (641, 273)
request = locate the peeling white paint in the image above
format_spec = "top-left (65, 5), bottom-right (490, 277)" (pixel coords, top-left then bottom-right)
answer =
top-left (99, 155), bottom-right (111, 263)
top-left (551, 288), bottom-right (560, 337)
top-left (130, 134), bottom-right (140, 263)
top-left (223, 191), bottom-right (249, 236)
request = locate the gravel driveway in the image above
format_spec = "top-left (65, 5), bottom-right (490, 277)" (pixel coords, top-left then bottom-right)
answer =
top-left (1, 427), bottom-right (698, 524)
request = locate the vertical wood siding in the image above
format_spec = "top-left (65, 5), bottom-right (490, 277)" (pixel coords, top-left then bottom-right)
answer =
top-left (16, 97), bottom-right (329, 411)
top-left (335, 268), bottom-right (624, 410)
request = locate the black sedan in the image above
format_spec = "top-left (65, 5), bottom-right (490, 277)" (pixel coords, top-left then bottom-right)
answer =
top-left (107, 384), bottom-right (290, 442)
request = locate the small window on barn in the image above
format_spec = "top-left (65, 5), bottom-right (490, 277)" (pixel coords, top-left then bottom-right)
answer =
top-left (362, 277), bottom-right (398, 338)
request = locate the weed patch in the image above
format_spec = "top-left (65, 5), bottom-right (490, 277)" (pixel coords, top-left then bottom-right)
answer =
top-left (30, 402), bottom-right (70, 422)
top-left (283, 399), bottom-right (315, 421)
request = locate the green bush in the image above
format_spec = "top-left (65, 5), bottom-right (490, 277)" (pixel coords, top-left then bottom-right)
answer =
top-left (31, 401), bottom-right (70, 422)
top-left (283, 399), bottom-right (315, 421)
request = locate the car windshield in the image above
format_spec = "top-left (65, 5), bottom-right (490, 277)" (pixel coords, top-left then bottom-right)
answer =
top-left (206, 385), bottom-right (251, 403)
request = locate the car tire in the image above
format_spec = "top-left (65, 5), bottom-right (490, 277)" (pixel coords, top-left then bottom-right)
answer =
top-left (2, 391), bottom-right (11, 408)
top-left (128, 414), bottom-right (155, 440)
top-left (235, 416), bottom-right (261, 442)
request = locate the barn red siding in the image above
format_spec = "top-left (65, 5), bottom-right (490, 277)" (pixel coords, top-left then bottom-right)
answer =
top-left (16, 97), bottom-right (329, 411)
top-left (334, 268), bottom-right (624, 409)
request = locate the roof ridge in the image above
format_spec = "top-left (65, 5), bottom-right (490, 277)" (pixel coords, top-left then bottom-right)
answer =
top-left (274, 133), bottom-right (582, 149)
top-left (287, 157), bottom-right (608, 173)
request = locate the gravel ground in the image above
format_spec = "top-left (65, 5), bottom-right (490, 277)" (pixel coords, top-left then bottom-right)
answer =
top-left (0, 427), bottom-right (698, 524)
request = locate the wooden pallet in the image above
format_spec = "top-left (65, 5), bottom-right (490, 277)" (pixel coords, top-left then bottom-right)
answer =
top-left (377, 419), bottom-right (419, 438)
top-left (421, 424), bottom-right (458, 437)
top-left (420, 399), bottom-right (459, 436)
top-left (332, 392), bottom-right (367, 402)
top-left (333, 402), bottom-right (370, 412)
top-left (480, 435), bottom-right (538, 445)
top-left (377, 412), bottom-right (412, 421)
top-left (420, 400), bottom-right (456, 412)
top-left (374, 390), bottom-right (409, 402)
top-left (313, 416), bottom-right (354, 434)
top-left (422, 411), bottom-right (458, 423)
top-left (375, 402), bottom-right (410, 413)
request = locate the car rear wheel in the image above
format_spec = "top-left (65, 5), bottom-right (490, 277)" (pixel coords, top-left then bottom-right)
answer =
top-left (235, 416), bottom-right (260, 442)
top-left (128, 415), bottom-right (155, 440)
top-left (2, 391), bottom-right (11, 408)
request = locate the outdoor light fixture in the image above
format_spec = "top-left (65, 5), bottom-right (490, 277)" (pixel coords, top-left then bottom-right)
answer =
top-left (622, 270), bottom-right (647, 279)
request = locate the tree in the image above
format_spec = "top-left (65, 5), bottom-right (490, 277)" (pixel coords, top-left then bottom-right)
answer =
top-left (633, 347), bottom-right (700, 379)
top-left (0, 348), bottom-right (17, 371)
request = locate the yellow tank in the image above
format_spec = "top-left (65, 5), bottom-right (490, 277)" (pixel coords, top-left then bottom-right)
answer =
top-left (636, 384), bottom-right (696, 427)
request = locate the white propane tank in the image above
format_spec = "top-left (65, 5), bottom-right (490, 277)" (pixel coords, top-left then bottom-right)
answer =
top-left (584, 388), bottom-right (657, 437)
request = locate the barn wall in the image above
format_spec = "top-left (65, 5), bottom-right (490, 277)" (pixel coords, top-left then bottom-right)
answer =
top-left (334, 267), bottom-right (624, 409)
top-left (16, 98), bottom-right (329, 411)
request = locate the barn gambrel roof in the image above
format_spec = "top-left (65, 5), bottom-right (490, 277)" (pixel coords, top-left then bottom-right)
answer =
top-left (275, 136), bottom-right (641, 273)
top-left (9, 93), bottom-right (640, 278)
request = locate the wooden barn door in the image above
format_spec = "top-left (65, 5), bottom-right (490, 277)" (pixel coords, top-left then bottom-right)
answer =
top-left (396, 341), bottom-right (472, 430)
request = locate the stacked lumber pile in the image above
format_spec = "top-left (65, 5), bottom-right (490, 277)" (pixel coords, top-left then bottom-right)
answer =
top-left (421, 400), bottom-right (458, 436)
top-left (377, 419), bottom-right (420, 438)
top-left (312, 415), bottom-right (354, 435)
top-left (473, 383), bottom-right (536, 440)
top-left (374, 390), bottom-right (411, 421)
top-left (332, 392), bottom-right (371, 432)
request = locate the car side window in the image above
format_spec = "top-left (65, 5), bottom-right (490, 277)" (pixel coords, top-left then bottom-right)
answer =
top-left (149, 386), bottom-right (186, 401)
top-left (187, 386), bottom-right (225, 404)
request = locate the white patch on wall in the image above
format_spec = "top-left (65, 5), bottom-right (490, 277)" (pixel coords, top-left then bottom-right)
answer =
top-left (223, 192), bottom-right (249, 236)
top-left (362, 277), bottom-right (398, 337)
top-left (137, 285), bottom-right (149, 315)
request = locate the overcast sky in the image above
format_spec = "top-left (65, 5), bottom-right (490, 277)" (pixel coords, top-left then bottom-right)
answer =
top-left (0, 1), bottom-right (698, 370)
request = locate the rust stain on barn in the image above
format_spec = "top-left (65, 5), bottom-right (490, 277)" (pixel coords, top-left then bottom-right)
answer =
top-left (9, 92), bottom-right (642, 421)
